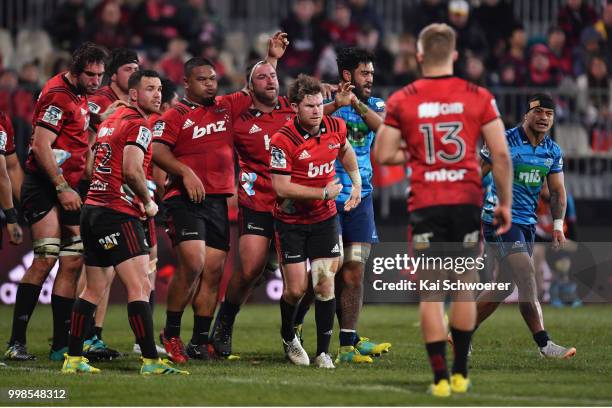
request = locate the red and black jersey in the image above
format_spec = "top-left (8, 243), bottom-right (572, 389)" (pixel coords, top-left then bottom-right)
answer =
top-left (86, 106), bottom-right (153, 218)
top-left (0, 111), bottom-right (15, 156)
top-left (269, 116), bottom-right (347, 224)
top-left (88, 85), bottom-right (120, 115)
top-left (25, 72), bottom-right (91, 188)
top-left (384, 76), bottom-right (500, 211)
top-left (153, 97), bottom-right (237, 200)
top-left (234, 96), bottom-right (294, 212)
top-left (146, 112), bottom-right (160, 181)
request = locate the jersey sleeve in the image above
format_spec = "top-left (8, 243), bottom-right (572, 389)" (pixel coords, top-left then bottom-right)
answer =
top-left (479, 88), bottom-right (501, 126)
top-left (383, 91), bottom-right (402, 129)
top-left (125, 120), bottom-right (153, 154)
top-left (269, 132), bottom-right (293, 175)
top-left (34, 92), bottom-right (72, 135)
top-left (369, 97), bottom-right (386, 113)
top-left (222, 91), bottom-right (253, 119)
top-left (152, 109), bottom-right (180, 148)
top-left (549, 143), bottom-right (564, 174)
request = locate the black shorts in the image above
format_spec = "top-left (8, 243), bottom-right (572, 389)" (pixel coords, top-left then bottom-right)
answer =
top-left (274, 216), bottom-right (340, 264)
top-left (21, 173), bottom-right (82, 226)
top-left (81, 205), bottom-right (149, 267)
top-left (164, 194), bottom-right (229, 251)
top-left (142, 217), bottom-right (157, 248)
top-left (409, 204), bottom-right (481, 257)
top-left (238, 205), bottom-right (274, 239)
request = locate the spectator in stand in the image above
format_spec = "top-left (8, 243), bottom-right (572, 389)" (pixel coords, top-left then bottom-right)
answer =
top-left (133, 0), bottom-right (181, 56)
top-left (594, 2), bottom-right (612, 71)
top-left (465, 54), bottom-right (487, 86)
top-left (355, 23), bottom-right (394, 85)
top-left (499, 25), bottom-right (528, 86)
top-left (496, 63), bottom-right (524, 126)
top-left (473, 0), bottom-right (520, 72)
top-left (446, 0), bottom-right (489, 77)
top-left (176, 0), bottom-right (224, 54)
top-left (557, 0), bottom-right (598, 53)
top-left (83, 0), bottom-right (133, 50)
top-left (279, 0), bottom-right (325, 79)
top-left (577, 54), bottom-right (611, 128)
top-left (320, 1), bottom-right (359, 48)
top-left (573, 27), bottom-right (603, 77)
top-left (546, 26), bottom-right (573, 77)
top-left (348, 0), bottom-right (384, 38)
top-left (158, 37), bottom-right (191, 85)
top-left (527, 44), bottom-right (561, 88)
top-left (44, 0), bottom-right (86, 51)
top-left (403, 0), bottom-right (447, 37)
top-left (393, 32), bottom-right (419, 85)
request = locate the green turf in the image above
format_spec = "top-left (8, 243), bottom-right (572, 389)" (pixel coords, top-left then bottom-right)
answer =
top-left (0, 304), bottom-right (611, 406)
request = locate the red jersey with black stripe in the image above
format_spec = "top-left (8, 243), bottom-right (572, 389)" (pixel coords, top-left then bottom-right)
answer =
top-left (146, 112), bottom-right (160, 181)
top-left (152, 94), bottom-right (249, 200)
top-left (384, 76), bottom-right (500, 211)
top-left (269, 116), bottom-right (347, 224)
top-left (25, 72), bottom-right (91, 188)
top-left (88, 85), bottom-right (120, 115)
top-left (234, 96), bottom-right (294, 212)
top-left (86, 106), bottom-right (153, 218)
top-left (0, 111), bottom-right (15, 156)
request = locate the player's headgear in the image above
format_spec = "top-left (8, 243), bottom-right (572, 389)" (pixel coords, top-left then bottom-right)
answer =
top-left (108, 48), bottom-right (139, 76)
top-left (246, 60), bottom-right (269, 86)
top-left (527, 93), bottom-right (555, 111)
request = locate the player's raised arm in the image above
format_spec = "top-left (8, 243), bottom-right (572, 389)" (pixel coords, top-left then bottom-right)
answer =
top-left (481, 117), bottom-right (512, 234)
top-left (265, 31), bottom-right (289, 69)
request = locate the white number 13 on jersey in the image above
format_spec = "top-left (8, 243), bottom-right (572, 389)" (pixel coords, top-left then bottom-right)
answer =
top-left (419, 121), bottom-right (466, 165)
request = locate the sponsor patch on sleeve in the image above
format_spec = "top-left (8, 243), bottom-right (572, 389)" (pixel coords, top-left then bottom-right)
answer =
top-left (152, 121), bottom-right (165, 138)
top-left (42, 105), bottom-right (63, 126)
top-left (88, 101), bottom-right (101, 114)
top-left (0, 130), bottom-right (7, 152)
top-left (270, 146), bottom-right (287, 169)
top-left (136, 126), bottom-right (152, 149)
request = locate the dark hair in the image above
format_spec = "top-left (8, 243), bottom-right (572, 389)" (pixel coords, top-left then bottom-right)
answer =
top-left (336, 47), bottom-right (375, 77)
top-left (527, 93), bottom-right (555, 111)
top-left (108, 48), bottom-right (139, 75)
top-left (160, 77), bottom-right (177, 104)
top-left (184, 57), bottom-right (215, 77)
top-left (70, 42), bottom-right (108, 75)
top-left (288, 74), bottom-right (322, 104)
top-left (128, 69), bottom-right (160, 90)
top-left (547, 25), bottom-right (564, 36)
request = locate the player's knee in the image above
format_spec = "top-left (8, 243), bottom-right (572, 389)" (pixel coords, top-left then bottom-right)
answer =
top-left (343, 244), bottom-right (371, 265)
top-left (341, 261), bottom-right (365, 287)
top-left (59, 235), bottom-right (84, 258)
top-left (33, 237), bottom-right (61, 260)
top-left (283, 280), bottom-right (307, 303)
top-left (24, 257), bottom-right (57, 284)
top-left (311, 258), bottom-right (337, 301)
top-left (83, 280), bottom-right (106, 302)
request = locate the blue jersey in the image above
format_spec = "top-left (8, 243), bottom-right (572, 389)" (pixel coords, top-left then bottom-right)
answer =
top-left (481, 126), bottom-right (563, 225)
top-left (332, 96), bottom-right (385, 202)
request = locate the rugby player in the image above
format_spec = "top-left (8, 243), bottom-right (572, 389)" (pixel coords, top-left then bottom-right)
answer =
top-left (62, 69), bottom-right (187, 375)
top-left (0, 110), bottom-right (23, 248)
top-left (5, 43), bottom-right (107, 362)
top-left (374, 23), bottom-right (512, 396)
top-left (476, 93), bottom-right (576, 359)
top-left (270, 74), bottom-right (361, 369)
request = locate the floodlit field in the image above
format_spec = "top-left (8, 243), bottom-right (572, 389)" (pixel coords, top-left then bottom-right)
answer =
top-left (0, 304), bottom-right (611, 406)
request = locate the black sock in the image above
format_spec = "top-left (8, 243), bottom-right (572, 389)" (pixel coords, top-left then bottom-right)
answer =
top-left (51, 294), bottom-right (74, 350)
top-left (191, 315), bottom-right (213, 345)
top-left (94, 326), bottom-right (103, 340)
top-left (426, 341), bottom-right (449, 384)
top-left (68, 298), bottom-right (96, 356)
top-left (315, 298), bottom-right (336, 355)
top-left (533, 330), bottom-right (550, 348)
top-left (149, 290), bottom-right (156, 315)
top-left (217, 301), bottom-right (240, 326)
top-left (164, 310), bottom-right (183, 338)
top-left (339, 330), bottom-right (357, 347)
top-left (450, 327), bottom-right (473, 377)
top-left (128, 301), bottom-right (158, 359)
top-left (9, 283), bottom-right (42, 345)
top-left (83, 312), bottom-right (98, 340)
top-left (280, 297), bottom-right (298, 342)
top-left (294, 300), bottom-right (310, 326)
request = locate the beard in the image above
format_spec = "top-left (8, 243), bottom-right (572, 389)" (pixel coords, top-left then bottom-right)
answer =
top-left (253, 88), bottom-right (278, 106)
top-left (202, 96), bottom-right (215, 106)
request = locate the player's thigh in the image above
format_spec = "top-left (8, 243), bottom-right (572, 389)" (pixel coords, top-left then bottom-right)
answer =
top-left (115, 254), bottom-right (151, 300)
top-left (306, 216), bottom-right (341, 261)
top-left (83, 265), bottom-right (114, 298)
top-left (338, 194), bottom-right (379, 248)
top-left (274, 219), bottom-right (308, 265)
top-left (238, 205), bottom-right (274, 240)
top-left (202, 245), bottom-right (227, 283)
top-left (202, 196), bottom-right (230, 253)
top-left (164, 195), bottom-right (207, 247)
top-left (239, 234), bottom-right (271, 278)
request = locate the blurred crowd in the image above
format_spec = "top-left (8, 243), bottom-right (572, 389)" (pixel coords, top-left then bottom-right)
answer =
top-left (1, 0), bottom-right (612, 154)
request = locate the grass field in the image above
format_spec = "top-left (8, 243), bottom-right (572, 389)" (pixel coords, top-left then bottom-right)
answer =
top-left (0, 303), bottom-right (611, 406)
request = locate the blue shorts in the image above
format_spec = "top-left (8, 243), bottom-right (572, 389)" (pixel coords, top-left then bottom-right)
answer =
top-left (335, 194), bottom-right (379, 245)
top-left (482, 222), bottom-right (535, 259)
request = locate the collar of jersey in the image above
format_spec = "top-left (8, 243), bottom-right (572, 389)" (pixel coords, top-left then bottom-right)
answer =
top-left (294, 117), bottom-right (326, 140)
top-left (181, 97), bottom-right (215, 109)
top-left (518, 125), bottom-right (548, 147)
top-left (62, 72), bottom-right (82, 97)
top-left (422, 74), bottom-right (454, 80)
top-left (249, 101), bottom-right (283, 117)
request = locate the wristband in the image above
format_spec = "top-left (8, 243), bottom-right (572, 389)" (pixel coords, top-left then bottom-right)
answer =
top-left (55, 181), bottom-right (72, 194)
top-left (356, 101), bottom-right (368, 116)
top-left (3, 208), bottom-right (17, 224)
top-left (347, 169), bottom-right (362, 189)
top-left (553, 219), bottom-right (564, 232)
top-left (145, 201), bottom-right (156, 212)
top-left (322, 187), bottom-right (328, 200)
